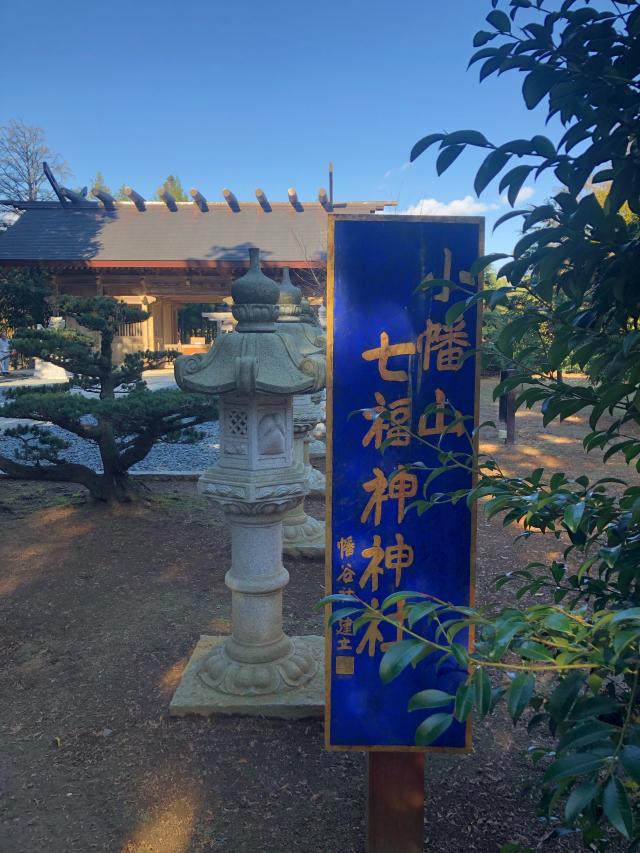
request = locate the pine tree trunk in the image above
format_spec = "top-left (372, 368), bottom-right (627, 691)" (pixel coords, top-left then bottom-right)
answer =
top-left (97, 425), bottom-right (144, 503)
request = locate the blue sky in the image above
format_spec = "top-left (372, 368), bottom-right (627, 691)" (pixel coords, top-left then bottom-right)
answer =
top-left (2, 0), bottom-right (562, 254)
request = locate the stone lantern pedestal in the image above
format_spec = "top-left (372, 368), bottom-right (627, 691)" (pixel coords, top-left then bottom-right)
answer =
top-left (282, 392), bottom-right (325, 557)
top-left (275, 269), bottom-right (326, 556)
top-left (169, 249), bottom-right (324, 719)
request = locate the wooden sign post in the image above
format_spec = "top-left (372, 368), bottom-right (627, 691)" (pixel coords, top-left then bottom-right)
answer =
top-left (324, 215), bottom-right (484, 852)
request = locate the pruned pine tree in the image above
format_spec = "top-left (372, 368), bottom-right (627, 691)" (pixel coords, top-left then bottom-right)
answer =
top-left (0, 296), bottom-right (214, 502)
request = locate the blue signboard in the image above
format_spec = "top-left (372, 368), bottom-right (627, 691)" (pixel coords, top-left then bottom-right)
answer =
top-left (325, 214), bottom-right (483, 751)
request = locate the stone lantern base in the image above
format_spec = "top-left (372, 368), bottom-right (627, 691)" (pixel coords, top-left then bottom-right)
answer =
top-left (169, 635), bottom-right (324, 719)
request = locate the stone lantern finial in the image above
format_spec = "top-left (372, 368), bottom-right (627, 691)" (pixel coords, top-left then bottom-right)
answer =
top-left (277, 267), bottom-right (302, 322)
top-left (299, 296), bottom-right (318, 326)
top-left (231, 247), bottom-right (281, 332)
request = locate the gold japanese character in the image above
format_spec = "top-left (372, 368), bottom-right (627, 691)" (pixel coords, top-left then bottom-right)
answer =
top-left (435, 247), bottom-right (453, 302)
top-left (360, 467), bottom-right (418, 526)
top-left (384, 533), bottom-right (414, 587)
top-left (422, 248), bottom-right (473, 303)
top-left (380, 601), bottom-right (406, 651)
top-left (416, 318), bottom-right (470, 373)
top-left (337, 564), bottom-right (356, 585)
top-left (418, 388), bottom-right (465, 438)
top-left (336, 535), bottom-right (355, 559)
top-left (362, 392), bottom-right (411, 449)
top-left (337, 637), bottom-right (353, 652)
top-left (336, 617), bottom-right (354, 636)
top-left (354, 598), bottom-right (406, 656)
top-left (359, 535), bottom-right (385, 592)
top-left (356, 598), bottom-right (385, 656)
top-left (362, 332), bottom-right (416, 382)
top-left (359, 533), bottom-right (415, 591)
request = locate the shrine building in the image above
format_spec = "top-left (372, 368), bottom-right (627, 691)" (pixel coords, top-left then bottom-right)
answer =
top-left (0, 179), bottom-right (394, 357)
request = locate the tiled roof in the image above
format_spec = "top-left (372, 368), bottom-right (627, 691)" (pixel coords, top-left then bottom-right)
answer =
top-left (0, 200), bottom-right (394, 268)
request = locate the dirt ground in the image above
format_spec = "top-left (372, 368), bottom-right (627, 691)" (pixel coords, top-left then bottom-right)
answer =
top-left (0, 378), bottom-right (631, 853)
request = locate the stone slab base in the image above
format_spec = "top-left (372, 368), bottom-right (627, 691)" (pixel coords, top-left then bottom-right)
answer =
top-left (283, 541), bottom-right (325, 559)
top-left (169, 634), bottom-right (324, 720)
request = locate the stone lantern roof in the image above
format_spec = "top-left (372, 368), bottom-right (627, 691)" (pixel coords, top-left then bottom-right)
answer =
top-left (174, 249), bottom-right (325, 396)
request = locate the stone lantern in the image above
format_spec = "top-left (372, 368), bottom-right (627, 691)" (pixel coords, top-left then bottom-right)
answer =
top-left (275, 268), bottom-right (326, 556)
top-left (170, 248), bottom-right (324, 717)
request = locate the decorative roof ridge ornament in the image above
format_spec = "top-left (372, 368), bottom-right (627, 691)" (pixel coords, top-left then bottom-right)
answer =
top-left (276, 266), bottom-right (302, 322)
top-left (174, 247), bottom-right (325, 397)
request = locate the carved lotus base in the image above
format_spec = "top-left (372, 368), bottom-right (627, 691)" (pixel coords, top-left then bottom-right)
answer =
top-left (283, 513), bottom-right (325, 558)
top-left (197, 636), bottom-right (318, 696)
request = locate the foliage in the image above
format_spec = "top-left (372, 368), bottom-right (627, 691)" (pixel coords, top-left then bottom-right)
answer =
top-left (324, 1), bottom-right (640, 848)
top-left (0, 119), bottom-right (71, 200)
top-left (0, 267), bottom-right (51, 332)
top-left (90, 171), bottom-right (112, 196)
top-left (155, 175), bottom-right (188, 201)
top-left (0, 296), bottom-right (214, 502)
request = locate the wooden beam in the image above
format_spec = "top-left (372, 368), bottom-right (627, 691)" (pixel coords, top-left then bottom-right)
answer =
top-left (367, 753), bottom-right (425, 853)
top-left (60, 186), bottom-right (88, 205)
top-left (255, 188), bottom-right (271, 212)
top-left (318, 187), bottom-right (330, 208)
top-left (124, 186), bottom-right (146, 211)
top-left (158, 187), bottom-right (178, 212)
top-left (223, 188), bottom-right (239, 211)
top-left (190, 188), bottom-right (208, 212)
top-left (288, 187), bottom-right (301, 210)
top-left (91, 188), bottom-right (116, 211)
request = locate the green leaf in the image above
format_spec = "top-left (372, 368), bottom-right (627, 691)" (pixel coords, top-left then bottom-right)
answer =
top-left (603, 777), bottom-right (633, 840)
top-left (407, 600), bottom-right (440, 628)
top-left (414, 712), bottom-right (454, 746)
top-left (444, 130), bottom-right (490, 147)
top-left (610, 607), bottom-right (640, 625)
top-left (470, 252), bottom-right (510, 276)
top-left (327, 607), bottom-right (364, 628)
top-left (436, 145), bottom-right (465, 175)
top-left (475, 149), bottom-right (511, 195)
top-left (379, 639), bottom-right (425, 684)
top-left (621, 745), bottom-right (640, 784)
top-left (530, 134), bottom-right (556, 158)
top-left (547, 673), bottom-right (584, 722)
top-left (543, 753), bottom-right (607, 784)
top-left (475, 667), bottom-right (492, 717)
top-left (472, 30), bottom-right (496, 47)
top-left (522, 66), bottom-right (557, 109)
top-left (492, 209), bottom-right (529, 231)
top-left (487, 9), bottom-right (511, 31)
top-left (454, 681), bottom-right (475, 722)
top-left (409, 133), bottom-right (445, 163)
top-left (565, 781), bottom-right (600, 823)
top-left (498, 165), bottom-right (535, 206)
top-left (563, 502), bottom-right (585, 533)
top-left (408, 689), bottom-right (454, 712)
top-left (507, 672), bottom-right (535, 723)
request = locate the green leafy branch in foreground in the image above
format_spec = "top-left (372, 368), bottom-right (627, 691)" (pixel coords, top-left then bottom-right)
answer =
top-left (321, 584), bottom-right (640, 846)
top-left (344, 0), bottom-right (640, 847)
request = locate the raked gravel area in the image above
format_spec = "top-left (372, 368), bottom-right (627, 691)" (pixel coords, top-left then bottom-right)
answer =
top-left (0, 420), bottom-right (220, 473)
top-left (0, 370), bottom-right (220, 473)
